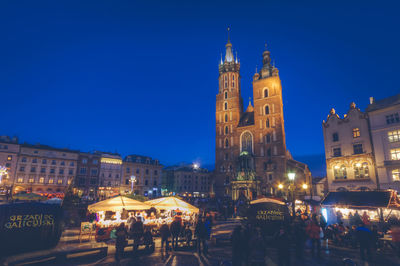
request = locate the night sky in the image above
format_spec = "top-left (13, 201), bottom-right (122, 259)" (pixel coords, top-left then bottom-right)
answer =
top-left (1, 1), bottom-right (399, 176)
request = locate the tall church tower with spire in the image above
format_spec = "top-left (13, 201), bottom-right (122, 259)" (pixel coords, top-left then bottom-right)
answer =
top-left (215, 28), bottom-right (243, 196)
top-left (214, 30), bottom-right (311, 200)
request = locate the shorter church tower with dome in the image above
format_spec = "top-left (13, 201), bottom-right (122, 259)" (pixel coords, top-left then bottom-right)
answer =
top-left (214, 29), bottom-right (311, 200)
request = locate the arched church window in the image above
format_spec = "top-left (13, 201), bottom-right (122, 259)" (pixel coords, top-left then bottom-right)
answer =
top-left (266, 134), bottom-right (271, 143)
top-left (225, 114), bottom-right (228, 122)
top-left (225, 138), bottom-right (229, 148)
top-left (266, 118), bottom-right (270, 128)
top-left (265, 105), bottom-right (270, 115)
top-left (264, 88), bottom-right (269, 98)
top-left (224, 91), bottom-right (228, 99)
top-left (241, 131), bottom-right (253, 154)
top-left (225, 126), bottom-right (229, 135)
top-left (224, 102), bottom-right (228, 110)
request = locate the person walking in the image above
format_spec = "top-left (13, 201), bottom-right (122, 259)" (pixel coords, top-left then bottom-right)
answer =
top-left (115, 223), bottom-right (128, 263)
top-left (306, 215), bottom-right (321, 258)
top-left (170, 216), bottom-right (182, 250)
top-left (249, 228), bottom-right (266, 266)
top-left (356, 222), bottom-right (372, 261)
top-left (159, 221), bottom-right (171, 257)
top-left (231, 226), bottom-right (243, 266)
top-left (275, 226), bottom-right (290, 266)
top-left (294, 216), bottom-right (306, 260)
top-left (131, 217), bottom-right (144, 254)
top-left (195, 216), bottom-right (208, 255)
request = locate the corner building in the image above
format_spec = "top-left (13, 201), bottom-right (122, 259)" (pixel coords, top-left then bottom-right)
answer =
top-left (215, 36), bottom-right (311, 199)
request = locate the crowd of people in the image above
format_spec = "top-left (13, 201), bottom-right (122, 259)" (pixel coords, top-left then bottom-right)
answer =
top-left (230, 208), bottom-right (400, 265)
top-left (111, 212), bottom-right (213, 262)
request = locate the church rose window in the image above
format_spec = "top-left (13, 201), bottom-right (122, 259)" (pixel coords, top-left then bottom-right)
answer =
top-left (241, 132), bottom-right (253, 154)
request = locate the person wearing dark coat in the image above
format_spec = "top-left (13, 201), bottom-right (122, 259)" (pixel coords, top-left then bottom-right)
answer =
top-left (159, 222), bottom-right (171, 256)
top-left (294, 217), bottom-right (306, 260)
top-left (275, 226), bottom-right (290, 266)
top-left (115, 223), bottom-right (128, 263)
top-left (231, 226), bottom-right (243, 266)
top-left (131, 218), bottom-right (144, 253)
top-left (195, 216), bottom-right (208, 255)
top-left (356, 223), bottom-right (372, 261)
top-left (170, 217), bottom-right (182, 250)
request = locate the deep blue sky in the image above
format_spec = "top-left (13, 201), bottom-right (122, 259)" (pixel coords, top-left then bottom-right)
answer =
top-left (1, 1), bottom-right (399, 175)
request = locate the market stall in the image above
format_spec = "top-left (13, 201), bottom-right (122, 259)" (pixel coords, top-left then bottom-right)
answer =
top-left (87, 196), bottom-right (151, 241)
top-left (145, 197), bottom-right (199, 227)
top-left (320, 190), bottom-right (400, 224)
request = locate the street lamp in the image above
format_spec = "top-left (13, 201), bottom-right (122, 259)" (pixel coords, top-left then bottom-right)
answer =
top-left (193, 163), bottom-right (199, 170)
top-left (130, 175), bottom-right (136, 194)
top-left (278, 183), bottom-right (284, 189)
top-left (288, 172), bottom-right (296, 216)
top-left (302, 183), bottom-right (308, 190)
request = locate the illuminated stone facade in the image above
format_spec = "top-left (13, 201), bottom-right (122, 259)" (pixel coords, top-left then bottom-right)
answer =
top-left (75, 152), bottom-right (101, 199)
top-left (121, 155), bottom-right (163, 197)
top-left (214, 34), bottom-right (311, 199)
top-left (367, 94), bottom-right (400, 191)
top-left (14, 144), bottom-right (78, 194)
top-left (323, 103), bottom-right (377, 191)
top-left (0, 136), bottom-right (19, 193)
top-left (98, 152), bottom-right (123, 198)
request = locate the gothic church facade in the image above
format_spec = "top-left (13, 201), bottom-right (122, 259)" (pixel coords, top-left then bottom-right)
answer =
top-left (214, 34), bottom-right (311, 199)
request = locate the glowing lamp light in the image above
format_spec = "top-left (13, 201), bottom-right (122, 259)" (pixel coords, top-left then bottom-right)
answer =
top-left (288, 173), bottom-right (296, 181)
top-left (302, 183), bottom-right (308, 190)
top-left (278, 183), bottom-right (284, 189)
top-left (193, 163), bottom-right (200, 170)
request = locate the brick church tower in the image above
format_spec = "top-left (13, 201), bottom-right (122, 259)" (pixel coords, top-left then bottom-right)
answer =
top-left (214, 31), bottom-right (311, 199)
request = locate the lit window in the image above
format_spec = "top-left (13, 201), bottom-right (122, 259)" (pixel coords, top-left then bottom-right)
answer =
top-left (265, 105), bottom-right (270, 115)
top-left (352, 128), bottom-right (360, 138)
top-left (353, 144), bottom-right (363, 154)
top-left (67, 179), bottom-right (72, 185)
top-left (354, 162), bottom-right (369, 179)
top-left (391, 149), bottom-right (400, 160)
top-left (28, 178), bottom-right (34, 183)
top-left (7, 155), bottom-right (12, 161)
top-left (393, 169), bottom-right (400, 181)
top-left (57, 179), bottom-right (63, 184)
top-left (39, 177), bottom-right (44, 183)
top-left (388, 130), bottom-right (400, 143)
top-left (333, 133), bottom-right (339, 142)
top-left (48, 178), bottom-right (54, 184)
top-left (334, 165), bottom-right (347, 180)
top-left (17, 177), bottom-right (23, 183)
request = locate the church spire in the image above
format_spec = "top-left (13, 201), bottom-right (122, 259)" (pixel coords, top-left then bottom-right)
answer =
top-left (224, 27), bottom-right (234, 63)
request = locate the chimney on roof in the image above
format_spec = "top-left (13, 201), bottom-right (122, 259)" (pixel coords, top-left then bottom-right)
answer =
top-left (369, 97), bottom-right (375, 104)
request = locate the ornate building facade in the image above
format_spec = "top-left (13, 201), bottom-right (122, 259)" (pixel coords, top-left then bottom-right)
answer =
top-left (322, 103), bottom-right (378, 191)
top-left (214, 34), bottom-right (311, 199)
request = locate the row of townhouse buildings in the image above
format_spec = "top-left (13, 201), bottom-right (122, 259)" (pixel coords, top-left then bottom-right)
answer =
top-left (0, 137), bottom-right (212, 199)
top-left (323, 93), bottom-right (400, 192)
